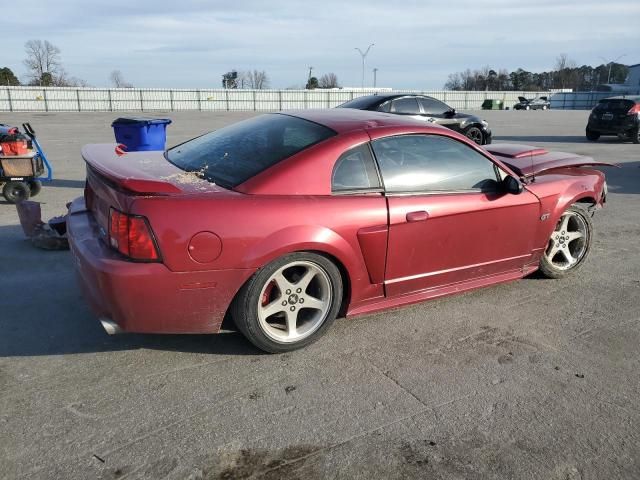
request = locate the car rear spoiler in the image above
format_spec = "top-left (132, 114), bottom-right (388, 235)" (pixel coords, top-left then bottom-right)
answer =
top-left (82, 144), bottom-right (182, 194)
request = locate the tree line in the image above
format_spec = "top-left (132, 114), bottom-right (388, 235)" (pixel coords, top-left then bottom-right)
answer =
top-left (444, 54), bottom-right (629, 92)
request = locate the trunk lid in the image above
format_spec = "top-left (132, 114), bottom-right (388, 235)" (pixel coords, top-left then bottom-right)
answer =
top-left (82, 143), bottom-right (227, 232)
top-left (485, 143), bottom-right (617, 178)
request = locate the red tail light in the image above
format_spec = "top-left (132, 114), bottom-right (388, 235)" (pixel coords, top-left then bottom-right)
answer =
top-left (628, 104), bottom-right (640, 115)
top-left (109, 208), bottom-right (160, 261)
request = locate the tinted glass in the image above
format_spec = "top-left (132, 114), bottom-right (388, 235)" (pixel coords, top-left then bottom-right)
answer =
top-left (332, 144), bottom-right (380, 192)
top-left (418, 97), bottom-right (449, 115)
top-left (390, 97), bottom-right (420, 114)
top-left (594, 99), bottom-right (634, 111)
top-left (166, 114), bottom-right (335, 188)
top-left (372, 135), bottom-right (498, 193)
top-left (377, 101), bottom-right (391, 113)
top-left (337, 95), bottom-right (382, 110)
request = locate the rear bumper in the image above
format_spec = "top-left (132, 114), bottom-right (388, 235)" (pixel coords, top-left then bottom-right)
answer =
top-left (587, 116), bottom-right (639, 134)
top-left (67, 197), bottom-right (254, 334)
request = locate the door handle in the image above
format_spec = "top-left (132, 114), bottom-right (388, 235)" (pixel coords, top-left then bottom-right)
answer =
top-left (406, 210), bottom-right (429, 222)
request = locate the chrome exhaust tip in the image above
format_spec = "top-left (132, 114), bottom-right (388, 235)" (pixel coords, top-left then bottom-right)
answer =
top-left (99, 318), bottom-right (122, 335)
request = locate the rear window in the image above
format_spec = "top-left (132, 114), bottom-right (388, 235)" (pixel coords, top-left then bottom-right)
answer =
top-left (595, 99), bottom-right (634, 111)
top-left (166, 114), bottom-right (336, 188)
top-left (337, 96), bottom-right (381, 110)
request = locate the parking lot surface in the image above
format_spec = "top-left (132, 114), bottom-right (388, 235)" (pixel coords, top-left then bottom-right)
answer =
top-left (1, 110), bottom-right (639, 479)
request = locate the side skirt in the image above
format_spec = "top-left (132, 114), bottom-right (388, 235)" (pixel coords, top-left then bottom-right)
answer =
top-left (346, 266), bottom-right (538, 318)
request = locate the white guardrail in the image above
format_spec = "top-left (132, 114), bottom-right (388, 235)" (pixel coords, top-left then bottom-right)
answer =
top-left (0, 87), bottom-right (559, 112)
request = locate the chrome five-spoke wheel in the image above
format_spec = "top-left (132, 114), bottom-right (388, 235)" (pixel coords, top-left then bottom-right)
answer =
top-left (258, 261), bottom-right (332, 343)
top-left (539, 205), bottom-right (593, 278)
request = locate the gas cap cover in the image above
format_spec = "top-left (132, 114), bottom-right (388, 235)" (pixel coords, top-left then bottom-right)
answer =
top-left (188, 232), bottom-right (222, 263)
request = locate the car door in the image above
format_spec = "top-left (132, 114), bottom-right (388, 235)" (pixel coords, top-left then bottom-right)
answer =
top-left (417, 97), bottom-right (460, 129)
top-left (388, 97), bottom-right (423, 122)
top-left (370, 133), bottom-right (541, 297)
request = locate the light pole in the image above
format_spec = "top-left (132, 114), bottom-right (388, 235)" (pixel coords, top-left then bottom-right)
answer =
top-left (355, 43), bottom-right (374, 88)
top-left (599, 54), bottom-right (626, 84)
top-left (373, 68), bottom-right (378, 88)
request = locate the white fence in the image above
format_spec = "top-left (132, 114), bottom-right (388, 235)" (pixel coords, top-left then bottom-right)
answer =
top-left (549, 91), bottom-right (640, 110)
top-left (0, 87), bottom-right (552, 112)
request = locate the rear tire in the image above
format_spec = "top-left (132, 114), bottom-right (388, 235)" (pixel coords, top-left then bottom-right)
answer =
top-left (27, 180), bottom-right (42, 197)
top-left (538, 204), bottom-right (593, 279)
top-left (586, 129), bottom-right (600, 141)
top-left (633, 127), bottom-right (640, 144)
top-left (2, 181), bottom-right (31, 203)
top-left (231, 252), bottom-right (343, 353)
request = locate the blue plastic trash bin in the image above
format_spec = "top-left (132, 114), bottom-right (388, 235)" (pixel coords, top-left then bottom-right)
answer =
top-left (111, 117), bottom-right (172, 151)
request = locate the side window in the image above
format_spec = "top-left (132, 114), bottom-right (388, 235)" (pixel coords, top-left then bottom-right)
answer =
top-left (377, 101), bottom-right (391, 113)
top-left (418, 97), bottom-right (449, 115)
top-left (390, 97), bottom-right (420, 114)
top-left (332, 144), bottom-right (381, 192)
top-left (371, 135), bottom-right (499, 193)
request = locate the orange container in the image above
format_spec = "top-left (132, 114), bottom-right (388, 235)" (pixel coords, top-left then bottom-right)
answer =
top-left (0, 139), bottom-right (29, 156)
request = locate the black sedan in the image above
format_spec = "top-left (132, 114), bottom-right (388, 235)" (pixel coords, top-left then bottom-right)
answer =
top-left (513, 96), bottom-right (551, 110)
top-left (337, 94), bottom-right (492, 145)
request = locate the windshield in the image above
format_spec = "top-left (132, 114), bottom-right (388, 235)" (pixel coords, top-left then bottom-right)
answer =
top-left (166, 114), bottom-right (336, 188)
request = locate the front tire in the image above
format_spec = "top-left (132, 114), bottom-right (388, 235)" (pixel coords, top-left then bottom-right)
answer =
top-left (2, 181), bottom-right (31, 203)
top-left (586, 129), bottom-right (600, 141)
top-left (464, 126), bottom-right (484, 145)
top-left (231, 252), bottom-right (343, 353)
top-left (539, 204), bottom-right (593, 279)
top-left (632, 126), bottom-right (640, 144)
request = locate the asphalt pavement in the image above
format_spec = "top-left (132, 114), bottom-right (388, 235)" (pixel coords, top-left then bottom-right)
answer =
top-left (1, 109), bottom-right (639, 479)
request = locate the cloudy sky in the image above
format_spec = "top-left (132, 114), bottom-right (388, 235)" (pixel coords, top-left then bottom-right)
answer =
top-left (2, 0), bottom-right (639, 89)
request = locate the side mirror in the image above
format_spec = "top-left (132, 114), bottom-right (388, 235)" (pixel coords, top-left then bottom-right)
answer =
top-left (502, 175), bottom-right (523, 194)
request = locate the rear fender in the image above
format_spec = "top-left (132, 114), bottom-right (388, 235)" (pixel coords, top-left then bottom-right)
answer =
top-left (241, 225), bottom-right (381, 306)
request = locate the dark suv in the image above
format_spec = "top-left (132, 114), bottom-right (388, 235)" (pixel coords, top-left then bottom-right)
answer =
top-left (586, 96), bottom-right (640, 143)
top-left (337, 94), bottom-right (492, 145)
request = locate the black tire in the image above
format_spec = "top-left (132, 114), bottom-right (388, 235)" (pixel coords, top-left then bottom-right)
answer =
top-left (464, 125), bottom-right (485, 145)
top-left (586, 129), bottom-right (600, 141)
top-left (633, 127), bottom-right (640, 144)
top-left (231, 252), bottom-right (343, 353)
top-left (27, 180), bottom-right (42, 197)
top-left (2, 181), bottom-right (31, 203)
top-left (538, 204), bottom-right (593, 279)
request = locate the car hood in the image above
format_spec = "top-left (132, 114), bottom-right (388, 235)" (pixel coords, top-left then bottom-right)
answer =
top-left (485, 143), bottom-right (618, 177)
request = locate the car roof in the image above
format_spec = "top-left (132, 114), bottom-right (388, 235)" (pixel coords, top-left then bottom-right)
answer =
top-left (279, 108), bottom-right (437, 134)
top-left (601, 95), bottom-right (640, 102)
top-left (350, 93), bottom-right (434, 101)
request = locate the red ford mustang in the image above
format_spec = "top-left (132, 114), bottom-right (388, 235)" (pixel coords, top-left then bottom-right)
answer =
top-left (68, 109), bottom-right (613, 352)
